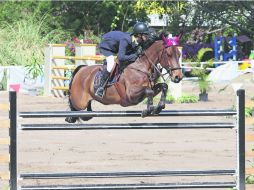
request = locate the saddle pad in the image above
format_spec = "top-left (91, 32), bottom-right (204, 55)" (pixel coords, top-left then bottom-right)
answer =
top-left (93, 71), bottom-right (120, 93)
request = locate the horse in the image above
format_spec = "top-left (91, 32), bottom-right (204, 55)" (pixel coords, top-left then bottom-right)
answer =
top-left (65, 34), bottom-right (183, 123)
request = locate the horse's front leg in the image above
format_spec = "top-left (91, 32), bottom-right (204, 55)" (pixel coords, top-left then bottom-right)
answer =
top-left (152, 83), bottom-right (168, 114)
top-left (141, 88), bottom-right (155, 117)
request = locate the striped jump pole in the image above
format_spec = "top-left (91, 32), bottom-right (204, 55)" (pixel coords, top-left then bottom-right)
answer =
top-left (9, 91), bottom-right (17, 190)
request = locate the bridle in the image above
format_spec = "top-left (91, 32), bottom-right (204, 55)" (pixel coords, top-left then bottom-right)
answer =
top-left (143, 44), bottom-right (182, 82)
top-left (159, 45), bottom-right (182, 73)
top-left (128, 40), bottom-right (182, 83)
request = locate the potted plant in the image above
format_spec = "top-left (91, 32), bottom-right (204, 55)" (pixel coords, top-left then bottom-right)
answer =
top-left (190, 48), bottom-right (213, 101)
top-left (0, 68), bottom-right (7, 91)
top-left (196, 71), bottom-right (212, 101)
top-left (24, 55), bottom-right (43, 95)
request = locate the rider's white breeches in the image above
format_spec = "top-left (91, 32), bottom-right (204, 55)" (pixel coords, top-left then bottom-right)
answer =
top-left (106, 55), bottom-right (115, 72)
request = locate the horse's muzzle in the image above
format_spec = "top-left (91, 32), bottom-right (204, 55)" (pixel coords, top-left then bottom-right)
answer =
top-left (172, 75), bottom-right (182, 83)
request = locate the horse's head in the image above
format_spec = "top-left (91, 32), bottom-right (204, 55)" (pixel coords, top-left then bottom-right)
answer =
top-left (159, 33), bottom-right (183, 83)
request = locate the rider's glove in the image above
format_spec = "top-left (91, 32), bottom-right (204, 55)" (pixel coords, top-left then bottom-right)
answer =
top-left (136, 46), bottom-right (143, 57)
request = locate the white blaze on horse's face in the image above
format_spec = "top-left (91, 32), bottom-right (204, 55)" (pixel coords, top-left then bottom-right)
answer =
top-left (161, 34), bottom-right (183, 83)
top-left (164, 46), bottom-right (183, 83)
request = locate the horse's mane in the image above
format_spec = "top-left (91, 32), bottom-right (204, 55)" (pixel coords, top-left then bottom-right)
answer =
top-left (142, 34), bottom-right (160, 50)
top-left (142, 31), bottom-right (168, 50)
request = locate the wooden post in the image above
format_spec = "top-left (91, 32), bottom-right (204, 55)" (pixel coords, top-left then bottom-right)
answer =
top-left (75, 44), bottom-right (97, 66)
top-left (44, 44), bottom-right (66, 97)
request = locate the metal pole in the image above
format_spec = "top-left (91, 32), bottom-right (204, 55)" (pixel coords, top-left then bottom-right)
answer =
top-left (19, 109), bottom-right (237, 118)
top-left (9, 91), bottom-right (17, 190)
top-left (20, 122), bottom-right (235, 130)
top-left (236, 89), bottom-right (245, 190)
top-left (20, 181), bottom-right (236, 190)
top-left (20, 169), bottom-right (235, 179)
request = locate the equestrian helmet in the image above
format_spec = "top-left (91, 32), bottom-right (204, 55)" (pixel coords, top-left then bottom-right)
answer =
top-left (131, 22), bottom-right (149, 35)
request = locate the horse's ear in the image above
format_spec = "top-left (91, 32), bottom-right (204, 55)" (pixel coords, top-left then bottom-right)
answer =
top-left (160, 31), bottom-right (168, 38)
top-left (161, 33), bottom-right (168, 45)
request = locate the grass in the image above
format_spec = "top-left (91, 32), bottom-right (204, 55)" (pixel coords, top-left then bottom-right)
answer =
top-left (0, 14), bottom-right (65, 68)
top-left (246, 174), bottom-right (254, 184)
top-left (2, 185), bottom-right (9, 190)
top-left (175, 94), bottom-right (198, 103)
top-left (245, 107), bottom-right (253, 117)
top-left (143, 93), bottom-right (198, 104)
top-left (166, 93), bottom-right (198, 103)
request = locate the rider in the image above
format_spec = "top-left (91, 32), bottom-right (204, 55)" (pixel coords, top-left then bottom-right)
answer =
top-left (95, 22), bottom-right (150, 98)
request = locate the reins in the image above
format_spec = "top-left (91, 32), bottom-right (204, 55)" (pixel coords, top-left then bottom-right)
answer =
top-left (144, 50), bottom-right (167, 82)
top-left (144, 46), bottom-right (182, 83)
top-left (128, 41), bottom-right (182, 84)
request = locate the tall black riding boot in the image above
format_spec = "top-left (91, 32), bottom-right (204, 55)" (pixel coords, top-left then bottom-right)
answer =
top-left (95, 69), bottom-right (110, 98)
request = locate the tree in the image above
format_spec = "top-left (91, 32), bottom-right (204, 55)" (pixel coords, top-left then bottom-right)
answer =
top-left (0, 1), bottom-right (52, 23)
top-left (193, 1), bottom-right (254, 37)
top-left (1, 1), bottom-right (253, 42)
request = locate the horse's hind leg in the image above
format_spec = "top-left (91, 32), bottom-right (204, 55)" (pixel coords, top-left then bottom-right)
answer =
top-left (66, 99), bottom-right (93, 123)
top-left (65, 99), bottom-right (79, 123)
top-left (80, 100), bottom-right (93, 121)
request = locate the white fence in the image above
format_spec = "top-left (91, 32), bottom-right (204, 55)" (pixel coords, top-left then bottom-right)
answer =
top-left (1, 44), bottom-right (253, 98)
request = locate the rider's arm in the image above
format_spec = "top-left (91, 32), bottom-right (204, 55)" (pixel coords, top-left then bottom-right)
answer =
top-left (118, 39), bottom-right (138, 63)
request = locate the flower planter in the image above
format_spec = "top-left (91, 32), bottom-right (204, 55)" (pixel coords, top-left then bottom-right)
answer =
top-left (28, 88), bottom-right (38, 96)
top-left (9, 84), bottom-right (20, 93)
top-left (199, 92), bottom-right (208, 102)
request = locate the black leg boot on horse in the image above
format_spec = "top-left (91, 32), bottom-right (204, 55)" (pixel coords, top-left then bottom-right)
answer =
top-left (95, 68), bottom-right (110, 98)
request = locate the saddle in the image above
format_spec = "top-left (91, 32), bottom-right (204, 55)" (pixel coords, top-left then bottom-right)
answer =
top-left (93, 60), bottom-right (124, 91)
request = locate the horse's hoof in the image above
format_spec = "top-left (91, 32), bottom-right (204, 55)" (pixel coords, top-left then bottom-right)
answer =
top-left (80, 117), bottom-right (93, 121)
top-left (141, 110), bottom-right (149, 118)
top-left (157, 103), bottom-right (165, 110)
top-left (65, 117), bottom-right (77, 123)
top-left (152, 110), bottom-right (159, 115)
top-left (152, 106), bottom-right (162, 115)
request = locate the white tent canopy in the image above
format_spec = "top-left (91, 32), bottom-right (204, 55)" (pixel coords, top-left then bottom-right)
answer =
top-left (208, 61), bottom-right (254, 83)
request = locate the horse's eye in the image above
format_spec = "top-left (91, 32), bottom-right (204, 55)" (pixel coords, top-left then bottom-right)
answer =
top-left (167, 50), bottom-right (172, 56)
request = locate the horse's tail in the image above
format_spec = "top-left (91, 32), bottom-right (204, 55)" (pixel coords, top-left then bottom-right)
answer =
top-left (67, 65), bottom-right (84, 97)
top-left (66, 65), bottom-right (91, 123)
top-left (66, 65), bottom-right (84, 111)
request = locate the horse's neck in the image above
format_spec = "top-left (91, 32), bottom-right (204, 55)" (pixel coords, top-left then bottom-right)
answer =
top-left (135, 40), bottom-right (164, 70)
top-left (145, 40), bottom-right (164, 60)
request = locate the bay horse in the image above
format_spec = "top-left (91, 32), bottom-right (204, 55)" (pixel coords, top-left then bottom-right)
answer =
top-left (66, 34), bottom-right (183, 123)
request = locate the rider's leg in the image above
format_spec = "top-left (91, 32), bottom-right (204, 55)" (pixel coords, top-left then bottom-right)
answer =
top-left (106, 55), bottom-right (115, 72)
top-left (95, 55), bottom-right (114, 98)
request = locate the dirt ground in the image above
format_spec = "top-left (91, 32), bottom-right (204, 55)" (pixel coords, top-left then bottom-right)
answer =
top-left (0, 79), bottom-right (254, 189)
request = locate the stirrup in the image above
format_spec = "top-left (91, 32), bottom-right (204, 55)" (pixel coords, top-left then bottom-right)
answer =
top-left (95, 87), bottom-right (105, 98)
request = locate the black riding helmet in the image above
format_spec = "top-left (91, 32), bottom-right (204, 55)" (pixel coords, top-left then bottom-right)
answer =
top-left (131, 22), bottom-right (149, 36)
